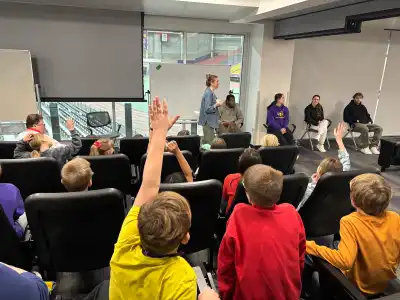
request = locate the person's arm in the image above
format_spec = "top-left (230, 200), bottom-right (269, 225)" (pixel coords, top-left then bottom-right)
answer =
top-left (14, 134), bottom-right (34, 158)
top-left (306, 217), bottom-right (358, 271)
top-left (334, 123), bottom-right (351, 171)
top-left (204, 91), bottom-right (219, 114)
top-left (283, 107), bottom-right (290, 130)
top-left (267, 109), bottom-right (280, 131)
top-left (217, 218), bottom-right (237, 300)
top-left (365, 106), bottom-right (373, 123)
top-left (297, 180), bottom-right (317, 211)
top-left (297, 213), bottom-right (306, 272)
top-left (321, 106), bottom-right (325, 121)
top-left (304, 107), bottom-right (312, 124)
top-left (53, 119), bottom-right (81, 160)
top-left (344, 106), bottom-right (355, 126)
top-left (166, 141), bottom-right (193, 182)
top-left (13, 187), bottom-right (25, 238)
top-left (235, 106), bottom-right (244, 128)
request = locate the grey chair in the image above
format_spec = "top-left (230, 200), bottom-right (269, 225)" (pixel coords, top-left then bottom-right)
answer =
top-left (299, 119), bottom-right (332, 150)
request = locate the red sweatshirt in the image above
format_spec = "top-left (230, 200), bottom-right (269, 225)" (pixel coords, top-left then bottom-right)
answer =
top-left (222, 173), bottom-right (241, 213)
top-left (218, 203), bottom-right (306, 300)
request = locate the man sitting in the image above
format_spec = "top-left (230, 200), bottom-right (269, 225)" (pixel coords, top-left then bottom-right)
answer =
top-left (218, 95), bottom-right (244, 134)
top-left (343, 93), bottom-right (382, 155)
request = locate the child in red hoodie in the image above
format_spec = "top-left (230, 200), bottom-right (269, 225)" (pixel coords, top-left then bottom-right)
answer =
top-left (218, 164), bottom-right (306, 300)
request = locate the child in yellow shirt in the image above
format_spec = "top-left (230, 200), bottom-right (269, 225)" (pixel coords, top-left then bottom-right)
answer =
top-left (306, 173), bottom-right (400, 296)
top-left (109, 98), bottom-right (196, 300)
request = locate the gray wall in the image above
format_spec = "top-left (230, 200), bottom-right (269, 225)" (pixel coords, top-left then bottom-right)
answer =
top-left (0, 2), bottom-right (143, 99)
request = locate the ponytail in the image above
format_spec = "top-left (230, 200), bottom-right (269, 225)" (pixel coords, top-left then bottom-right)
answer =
top-left (206, 74), bottom-right (218, 87)
top-left (31, 150), bottom-right (41, 158)
top-left (267, 93), bottom-right (284, 110)
top-left (89, 139), bottom-right (114, 156)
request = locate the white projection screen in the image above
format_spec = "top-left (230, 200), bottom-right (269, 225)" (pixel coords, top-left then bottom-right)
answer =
top-left (0, 3), bottom-right (144, 101)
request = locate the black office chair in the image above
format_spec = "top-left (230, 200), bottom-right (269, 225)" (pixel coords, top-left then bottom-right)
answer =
top-left (299, 119), bottom-right (332, 150)
top-left (0, 158), bottom-right (65, 200)
top-left (196, 148), bottom-right (244, 183)
top-left (0, 141), bottom-right (17, 159)
top-left (343, 123), bottom-right (360, 151)
top-left (299, 168), bottom-right (379, 238)
top-left (0, 205), bottom-right (31, 270)
top-left (86, 111), bottom-right (121, 138)
top-left (140, 151), bottom-right (194, 183)
top-left (166, 135), bottom-right (201, 167)
top-left (257, 145), bottom-right (299, 175)
top-left (219, 132), bottom-right (251, 149)
top-left (25, 188), bottom-right (125, 278)
top-left (79, 154), bottom-right (132, 206)
top-left (226, 173), bottom-right (309, 219)
top-left (159, 180), bottom-right (222, 264)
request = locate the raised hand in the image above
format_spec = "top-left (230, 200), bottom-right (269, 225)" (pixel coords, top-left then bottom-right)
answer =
top-left (334, 122), bottom-right (346, 140)
top-left (23, 133), bottom-right (34, 142)
top-left (149, 97), bottom-right (179, 131)
top-left (166, 141), bottom-right (179, 154)
top-left (66, 119), bottom-right (75, 131)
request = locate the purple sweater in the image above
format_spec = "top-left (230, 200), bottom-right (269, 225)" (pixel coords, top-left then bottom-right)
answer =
top-left (0, 184), bottom-right (25, 238)
top-left (267, 105), bottom-right (289, 132)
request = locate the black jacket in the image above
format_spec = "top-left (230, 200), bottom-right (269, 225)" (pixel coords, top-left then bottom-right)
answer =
top-left (343, 100), bottom-right (372, 126)
top-left (304, 104), bottom-right (324, 126)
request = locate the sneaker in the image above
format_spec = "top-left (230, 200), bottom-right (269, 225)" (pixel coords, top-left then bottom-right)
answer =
top-left (360, 147), bottom-right (372, 155)
top-left (370, 147), bottom-right (380, 155)
top-left (316, 144), bottom-right (326, 153)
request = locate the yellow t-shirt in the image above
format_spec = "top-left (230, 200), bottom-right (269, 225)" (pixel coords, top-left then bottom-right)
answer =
top-left (110, 206), bottom-right (197, 300)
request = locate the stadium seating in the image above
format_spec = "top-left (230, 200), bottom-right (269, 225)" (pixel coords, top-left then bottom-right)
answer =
top-left (219, 132), bottom-right (251, 149)
top-left (166, 135), bottom-right (201, 167)
top-left (0, 158), bottom-right (65, 200)
top-left (0, 141), bottom-right (17, 159)
top-left (159, 180), bottom-right (222, 264)
top-left (257, 145), bottom-right (299, 174)
top-left (299, 168), bottom-right (379, 238)
top-left (140, 151), bottom-right (194, 183)
top-left (196, 148), bottom-right (244, 183)
top-left (0, 205), bottom-right (31, 270)
top-left (25, 188), bottom-right (125, 279)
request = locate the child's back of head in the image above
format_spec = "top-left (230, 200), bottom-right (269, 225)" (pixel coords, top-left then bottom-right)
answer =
top-left (61, 158), bottom-right (93, 192)
top-left (138, 191), bottom-right (191, 255)
top-left (243, 164), bottom-right (283, 208)
top-left (29, 134), bottom-right (53, 158)
top-left (238, 148), bottom-right (262, 175)
top-left (177, 130), bottom-right (190, 136)
top-left (163, 172), bottom-right (187, 184)
top-left (350, 173), bottom-right (392, 216)
top-left (262, 134), bottom-right (279, 147)
top-left (210, 137), bottom-right (227, 149)
top-left (89, 138), bottom-right (114, 156)
top-left (318, 157), bottom-right (343, 176)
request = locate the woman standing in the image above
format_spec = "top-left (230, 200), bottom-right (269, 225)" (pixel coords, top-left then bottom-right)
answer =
top-left (198, 74), bottom-right (222, 144)
top-left (266, 93), bottom-right (294, 145)
top-left (304, 95), bottom-right (329, 152)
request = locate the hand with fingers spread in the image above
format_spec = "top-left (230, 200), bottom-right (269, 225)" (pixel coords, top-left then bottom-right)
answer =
top-left (66, 119), bottom-right (75, 131)
top-left (334, 122), bottom-right (346, 150)
top-left (149, 97), bottom-right (180, 131)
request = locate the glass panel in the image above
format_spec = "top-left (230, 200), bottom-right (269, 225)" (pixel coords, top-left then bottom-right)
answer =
top-left (186, 33), bottom-right (244, 102)
top-left (144, 30), bottom-right (184, 63)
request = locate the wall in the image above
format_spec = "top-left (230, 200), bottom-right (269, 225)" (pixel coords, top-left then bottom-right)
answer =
top-left (288, 30), bottom-right (389, 136)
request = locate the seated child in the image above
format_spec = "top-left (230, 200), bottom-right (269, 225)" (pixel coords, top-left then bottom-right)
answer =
top-left (262, 134), bottom-right (280, 147)
top-left (14, 119), bottom-right (81, 167)
top-left (164, 141), bottom-right (193, 183)
top-left (218, 164), bottom-right (305, 300)
top-left (222, 148), bottom-right (262, 214)
top-left (201, 137), bottom-right (227, 151)
top-left (297, 122), bottom-right (350, 210)
top-left (306, 173), bottom-right (400, 296)
top-left (0, 165), bottom-right (27, 239)
top-left (89, 138), bottom-right (114, 156)
top-left (61, 158), bottom-right (93, 192)
top-left (110, 97), bottom-right (197, 300)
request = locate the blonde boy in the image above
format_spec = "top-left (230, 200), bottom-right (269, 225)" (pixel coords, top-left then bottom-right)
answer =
top-left (61, 158), bottom-right (93, 192)
top-left (307, 174), bottom-right (400, 296)
top-left (110, 98), bottom-right (197, 300)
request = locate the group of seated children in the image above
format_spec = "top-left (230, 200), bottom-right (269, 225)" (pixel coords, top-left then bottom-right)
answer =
top-left (1, 102), bottom-right (399, 300)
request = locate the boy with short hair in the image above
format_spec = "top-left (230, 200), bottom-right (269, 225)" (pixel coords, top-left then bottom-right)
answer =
top-left (306, 173), bottom-right (400, 296)
top-left (110, 98), bottom-right (197, 300)
top-left (61, 158), bottom-right (93, 192)
top-left (218, 164), bottom-right (306, 300)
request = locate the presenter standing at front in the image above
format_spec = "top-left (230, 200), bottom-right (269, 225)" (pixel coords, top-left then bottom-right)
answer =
top-left (198, 74), bottom-right (222, 144)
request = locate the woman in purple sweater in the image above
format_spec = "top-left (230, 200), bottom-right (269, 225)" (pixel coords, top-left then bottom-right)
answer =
top-left (266, 93), bottom-right (294, 146)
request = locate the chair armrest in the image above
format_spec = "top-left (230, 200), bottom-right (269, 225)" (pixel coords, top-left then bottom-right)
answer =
top-left (263, 124), bottom-right (268, 130)
top-left (250, 144), bottom-right (262, 149)
top-left (313, 257), bottom-right (367, 300)
top-left (326, 119), bottom-right (332, 128)
top-left (290, 124), bottom-right (297, 134)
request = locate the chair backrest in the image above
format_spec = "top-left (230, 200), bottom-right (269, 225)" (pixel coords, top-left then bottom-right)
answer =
top-left (159, 180), bottom-right (222, 254)
top-left (119, 137), bottom-right (149, 166)
top-left (226, 173), bottom-right (309, 218)
top-left (196, 148), bottom-right (244, 183)
top-left (0, 141), bottom-right (17, 159)
top-left (0, 205), bottom-right (30, 269)
top-left (166, 135), bottom-right (201, 166)
top-left (0, 158), bottom-right (65, 200)
top-left (25, 188), bottom-right (125, 273)
top-left (219, 132), bottom-right (251, 149)
top-left (79, 154), bottom-right (131, 195)
top-left (140, 151), bottom-right (194, 183)
top-left (86, 111), bottom-right (111, 128)
top-left (78, 137), bottom-right (99, 156)
top-left (300, 168), bottom-right (380, 238)
top-left (257, 145), bottom-right (299, 175)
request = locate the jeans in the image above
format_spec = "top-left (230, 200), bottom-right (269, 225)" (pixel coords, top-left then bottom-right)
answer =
top-left (310, 119), bottom-right (329, 145)
top-left (352, 123), bottom-right (383, 149)
top-left (202, 123), bottom-right (216, 145)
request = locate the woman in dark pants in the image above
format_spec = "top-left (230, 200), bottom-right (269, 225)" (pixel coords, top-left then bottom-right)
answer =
top-left (266, 93), bottom-right (294, 145)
